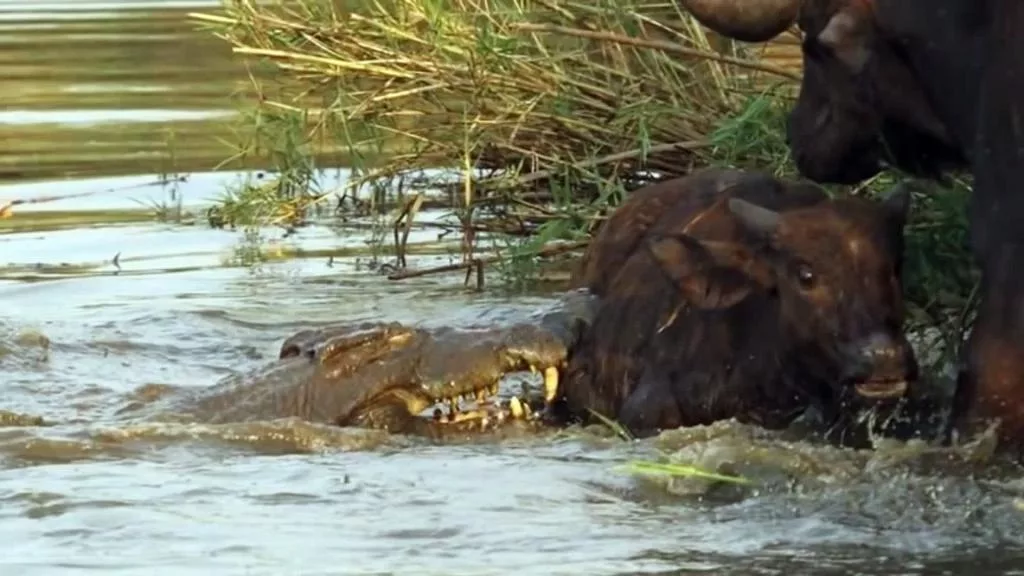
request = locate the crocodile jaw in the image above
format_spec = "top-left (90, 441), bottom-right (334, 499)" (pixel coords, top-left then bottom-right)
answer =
top-left (346, 366), bottom-right (563, 430)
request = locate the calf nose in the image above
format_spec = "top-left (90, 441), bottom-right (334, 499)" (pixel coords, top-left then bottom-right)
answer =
top-left (842, 332), bottom-right (918, 401)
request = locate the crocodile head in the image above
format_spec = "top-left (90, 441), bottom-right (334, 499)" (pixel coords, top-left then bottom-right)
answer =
top-left (278, 290), bottom-right (599, 436)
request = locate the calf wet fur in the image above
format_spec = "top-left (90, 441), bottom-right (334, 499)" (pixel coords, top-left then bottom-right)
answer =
top-left (556, 168), bottom-right (919, 443)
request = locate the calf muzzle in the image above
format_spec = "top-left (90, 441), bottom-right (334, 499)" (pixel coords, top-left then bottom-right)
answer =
top-left (840, 332), bottom-right (918, 401)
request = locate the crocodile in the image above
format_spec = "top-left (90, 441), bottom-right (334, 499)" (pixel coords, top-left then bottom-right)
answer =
top-left (109, 289), bottom-right (600, 437)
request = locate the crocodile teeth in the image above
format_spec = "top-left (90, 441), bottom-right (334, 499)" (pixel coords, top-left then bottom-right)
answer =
top-left (509, 396), bottom-right (525, 419)
top-left (543, 366), bottom-right (559, 403)
top-left (529, 365), bottom-right (538, 375)
top-left (489, 383), bottom-right (499, 396)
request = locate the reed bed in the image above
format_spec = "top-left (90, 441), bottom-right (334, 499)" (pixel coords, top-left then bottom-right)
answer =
top-left (190, 0), bottom-right (804, 202)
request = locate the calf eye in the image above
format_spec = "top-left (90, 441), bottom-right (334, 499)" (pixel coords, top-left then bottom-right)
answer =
top-left (796, 264), bottom-right (816, 289)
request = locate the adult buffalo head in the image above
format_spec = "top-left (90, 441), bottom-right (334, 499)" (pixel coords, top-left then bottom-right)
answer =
top-left (677, 0), bottom-right (968, 184)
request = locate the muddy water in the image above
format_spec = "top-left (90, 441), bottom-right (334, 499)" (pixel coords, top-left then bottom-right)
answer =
top-left (3, 1), bottom-right (1024, 575)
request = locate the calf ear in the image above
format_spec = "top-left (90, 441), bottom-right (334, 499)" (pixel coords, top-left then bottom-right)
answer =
top-left (646, 234), bottom-right (758, 310)
top-left (817, 2), bottom-right (875, 73)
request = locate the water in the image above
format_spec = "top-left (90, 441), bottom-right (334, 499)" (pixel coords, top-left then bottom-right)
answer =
top-left (2, 1), bottom-right (1024, 574)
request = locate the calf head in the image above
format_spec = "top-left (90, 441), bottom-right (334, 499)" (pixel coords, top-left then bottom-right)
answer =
top-left (676, 0), bottom-right (964, 184)
top-left (647, 183), bottom-right (918, 406)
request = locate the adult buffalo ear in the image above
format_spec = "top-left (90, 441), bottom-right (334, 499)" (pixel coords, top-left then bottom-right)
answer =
top-left (817, 1), bottom-right (876, 73)
top-left (676, 0), bottom-right (800, 43)
top-left (646, 233), bottom-right (767, 310)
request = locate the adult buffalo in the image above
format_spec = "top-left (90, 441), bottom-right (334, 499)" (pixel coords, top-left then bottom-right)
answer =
top-left (673, 0), bottom-right (1024, 449)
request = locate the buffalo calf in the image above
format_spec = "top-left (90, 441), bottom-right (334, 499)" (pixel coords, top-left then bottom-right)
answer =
top-left (557, 168), bottom-right (918, 440)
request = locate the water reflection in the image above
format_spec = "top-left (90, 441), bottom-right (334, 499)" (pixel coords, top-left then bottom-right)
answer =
top-left (0, 0), bottom-right (257, 181)
top-left (0, 110), bottom-right (233, 125)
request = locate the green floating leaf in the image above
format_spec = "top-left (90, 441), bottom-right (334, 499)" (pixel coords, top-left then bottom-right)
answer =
top-left (616, 459), bottom-right (753, 485)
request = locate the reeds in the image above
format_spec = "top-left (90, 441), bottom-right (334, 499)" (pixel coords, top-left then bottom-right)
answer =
top-left (190, 0), bottom-right (804, 202)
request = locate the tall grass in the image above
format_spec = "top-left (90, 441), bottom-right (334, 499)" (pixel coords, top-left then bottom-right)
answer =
top-left (189, 0), bottom-right (802, 277)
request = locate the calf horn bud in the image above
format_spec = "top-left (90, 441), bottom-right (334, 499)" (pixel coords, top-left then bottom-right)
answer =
top-left (728, 198), bottom-right (781, 237)
top-left (676, 0), bottom-right (801, 43)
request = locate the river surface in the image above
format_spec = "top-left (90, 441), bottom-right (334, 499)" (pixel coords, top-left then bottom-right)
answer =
top-left (2, 1), bottom-right (1024, 575)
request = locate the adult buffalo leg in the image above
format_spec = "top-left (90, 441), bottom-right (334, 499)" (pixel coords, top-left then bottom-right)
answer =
top-left (954, 5), bottom-right (1024, 452)
top-left (955, 246), bottom-right (1024, 450)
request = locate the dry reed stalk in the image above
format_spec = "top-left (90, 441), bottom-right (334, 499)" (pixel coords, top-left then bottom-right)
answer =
top-left (190, 0), bottom-right (803, 204)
